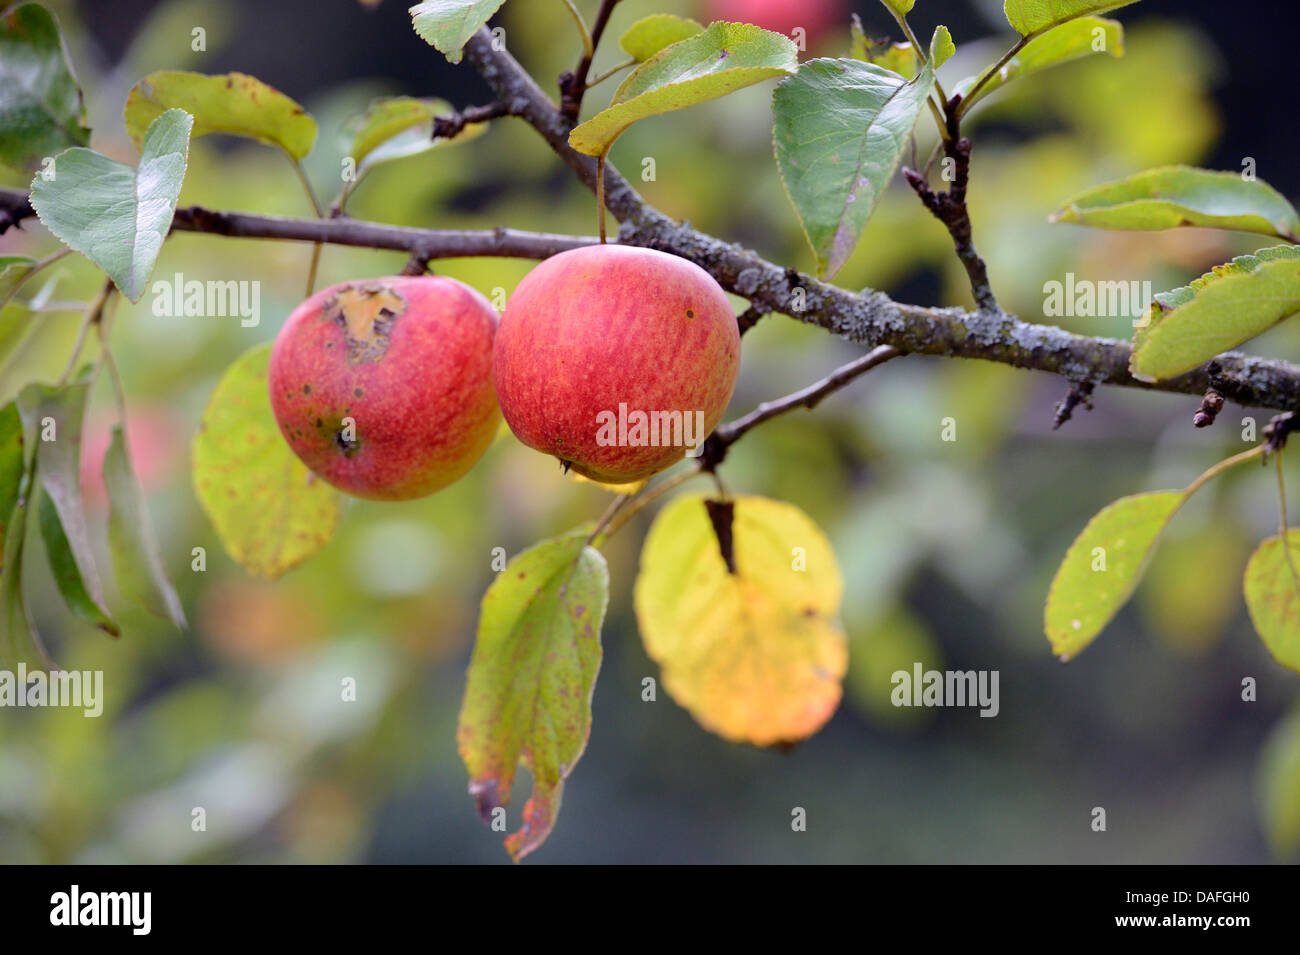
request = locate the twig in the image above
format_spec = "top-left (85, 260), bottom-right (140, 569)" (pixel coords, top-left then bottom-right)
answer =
top-left (57, 279), bottom-right (113, 386)
top-left (559, 0), bottom-right (622, 123)
top-left (1052, 380), bottom-right (1095, 430)
top-left (701, 345), bottom-right (903, 470)
top-left (431, 100), bottom-right (512, 139)
top-left (903, 137), bottom-right (998, 312)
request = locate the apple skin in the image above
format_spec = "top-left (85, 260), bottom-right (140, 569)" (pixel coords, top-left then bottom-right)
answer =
top-left (704, 0), bottom-right (845, 48)
top-left (268, 276), bottom-right (499, 501)
top-left (494, 245), bottom-right (740, 483)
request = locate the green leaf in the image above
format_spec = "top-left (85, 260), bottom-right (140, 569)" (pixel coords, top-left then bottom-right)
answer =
top-left (124, 70), bottom-right (316, 161)
top-left (457, 531), bottom-right (609, 862)
top-left (0, 255), bottom-right (35, 312)
top-left (29, 108), bottom-right (192, 302)
top-left (17, 375), bottom-right (117, 636)
top-left (0, 469), bottom-right (48, 669)
top-left (0, 401), bottom-right (23, 559)
top-left (570, 22), bottom-right (798, 157)
top-left (773, 57), bottom-right (935, 279)
top-left (619, 14), bottom-right (704, 61)
top-left (38, 490), bottom-right (117, 635)
top-left (929, 25), bottom-right (955, 68)
top-left (192, 343), bottom-right (342, 580)
top-left (1244, 530), bottom-right (1300, 673)
top-left (105, 425), bottom-right (186, 629)
top-left (0, 2), bottom-right (89, 172)
top-left (1131, 245), bottom-right (1300, 382)
top-left (1003, 0), bottom-right (1142, 36)
top-left (1044, 491), bottom-right (1183, 660)
top-left (1259, 707), bottom-right (1300, 860)
top-left (409, 0), bottom-right (507, 64)
top-left (1052, 166), bottom-right (1300, 242)
top-left (956, 16), bottom-right (1123, 110)
top-left (347, 96), bottom-right (486, 176)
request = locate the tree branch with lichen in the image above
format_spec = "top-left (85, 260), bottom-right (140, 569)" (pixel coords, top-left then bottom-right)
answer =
top-left (3, 26), bottom-right (1300, 417)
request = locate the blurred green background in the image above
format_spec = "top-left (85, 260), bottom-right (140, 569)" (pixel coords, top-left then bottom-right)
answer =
top-left (1, 0), bottom-right (1298, 863)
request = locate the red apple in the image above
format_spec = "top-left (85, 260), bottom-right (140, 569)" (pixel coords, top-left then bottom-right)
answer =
top-left (704, 0), bottom-right (845, 49)
top-left (493, 245), bottom-right (740, 483)
top-left (268, 276), bottom-right (499, 501)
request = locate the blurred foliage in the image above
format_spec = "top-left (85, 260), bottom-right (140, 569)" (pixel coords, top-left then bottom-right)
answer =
top-left (0, 0), bottom-right (1296, 863)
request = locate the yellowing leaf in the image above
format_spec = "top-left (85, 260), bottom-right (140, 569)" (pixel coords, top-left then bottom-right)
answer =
top-left (634, 494), bottom-right (847, 746)
top-left (458, 532), bottom-right (608, 861)
top-left (848, 16), bottom-right (917, 79)
top-left (1044, 491), bottom-right (1183, 660)
top-left (570, 22), bottom-right (798, 157)
top-left (1003, 0), bottom-right (1142, 37)
top-left (124, 70), bottom-right (316, 160)
top-left (347, 96), bottom-right (486, 175)
top-left (1132, 245), bottom-right (1300, 382)
top-left (568, 470), bottom-right (646, 495)
top-left (1244, 530), bottom-right (1300, 673)
top-left (192, 344), bottom-right (342, 579)
top-left (619, 14), bottom-right (703, 61)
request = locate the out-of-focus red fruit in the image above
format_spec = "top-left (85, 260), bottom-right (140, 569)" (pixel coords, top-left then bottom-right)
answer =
top-left (80, 406), bottom-right (182, 504)
top-left (704, 0), bottom-right (845, 49)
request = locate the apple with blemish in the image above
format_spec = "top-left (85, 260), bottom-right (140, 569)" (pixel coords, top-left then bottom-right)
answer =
top-left (493, 245), bottom-right (740, 483)
top-left (268, 276), bottom-right (499, 501)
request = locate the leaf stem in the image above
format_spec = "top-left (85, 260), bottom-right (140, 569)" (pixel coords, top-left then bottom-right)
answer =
top-left (955, 36), bottom-right (1028, 120)
top-left (559, 0), bottom-right (595, 58)
top-left (586, 57), bottom-right (636, 88)
top-left (585, 492), bottom-right (632, 547)
top-left (886, 8), bottom-right (951, 141)
top-left (600, 465), bottom-right (705, 541)
top-left (1183, 443), bottom-right (1267, 499)
top-left (1275, 451), bottom-right (1300, 583)
top-left (57, 279), bottom-right (113, 386)
top-left (597, 152), bottom-right (608, 243)
top-left (291, 158), bottom-right (325, 296)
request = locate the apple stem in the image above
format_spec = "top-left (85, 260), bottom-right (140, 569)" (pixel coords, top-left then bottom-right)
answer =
top-left (597, 152), bottom-right (608, 244)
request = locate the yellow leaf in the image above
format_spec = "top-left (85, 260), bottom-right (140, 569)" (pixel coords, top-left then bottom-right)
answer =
top-left (634, 494), bottom-right (846, 746)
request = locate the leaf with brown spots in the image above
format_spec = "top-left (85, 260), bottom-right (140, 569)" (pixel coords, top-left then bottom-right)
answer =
top-left (457, 531), bottom-right (608, 861)
top-left (193, 344), bottom-right (341, 579)
top-left (124, 70), bottom-right (316, 161)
